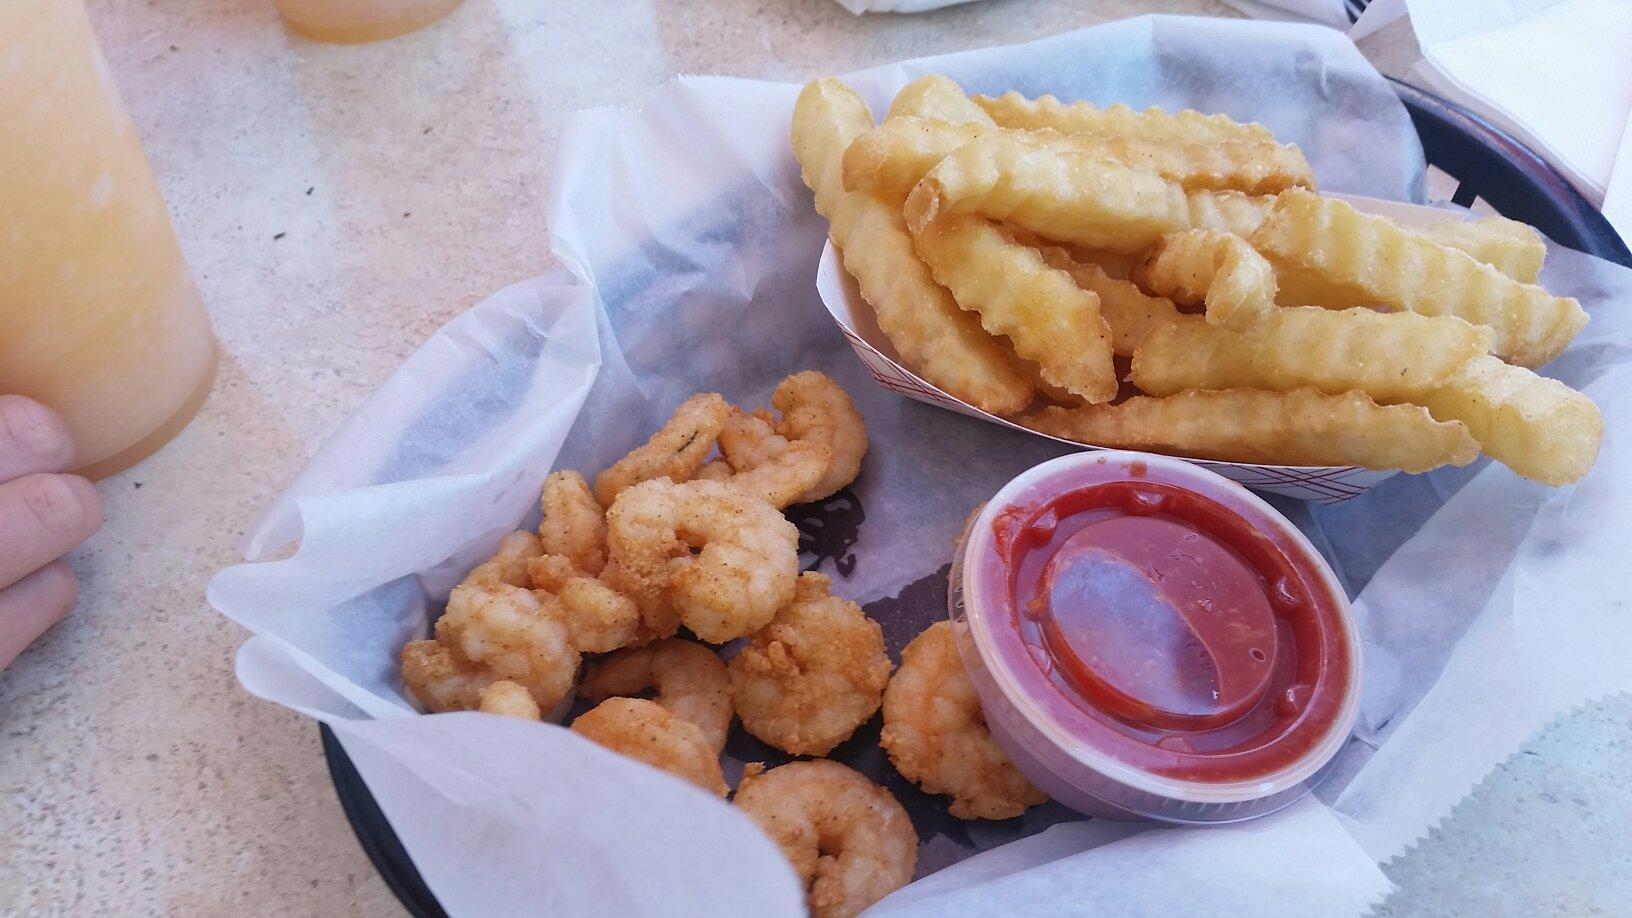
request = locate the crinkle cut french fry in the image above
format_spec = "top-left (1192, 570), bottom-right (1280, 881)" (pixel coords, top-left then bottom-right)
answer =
top-left (887, 74), bottom-right (995, 125)
top-left (1251, 189), bottom-right (1587, 367)
top-left (1411, 355), bottom-right (1602, 485)
top-left (791, 79), bottom-right (1033, 415)
top-left (842, 117), bottom-right (999, 204)
top-left (1186, 190), bottom-right (1277, 238)
top-left (912, 214), bottom-right (1118, 403)
top-left (904, 134), bottom-right (1193, 253)
top-left (1034, 245), bottom-right (1180, 355)
top-left (973, 91), bottom-right (1313, 190)
top-left (1413, 215), bottom-right (1545, 283)
top-left (974, 91), bottom-right (1280, 147)
top-left (1131, 307), bottom-right (1493, 401)
top-left (1131, 230), bottom-right (1276, 330)
top-left (843, 116), bottom-right (1308, 206)
top-left (1022, 389), bottom-right (1479, 473)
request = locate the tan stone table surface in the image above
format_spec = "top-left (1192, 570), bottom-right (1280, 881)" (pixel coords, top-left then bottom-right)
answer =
top-left (3, 1), bottom-right (1628, 914)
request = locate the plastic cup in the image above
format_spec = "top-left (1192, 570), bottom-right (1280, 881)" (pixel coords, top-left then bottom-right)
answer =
top-left (950, 450), bottom-right (1362, 823)
top-left (1, 0), bottom-right (217, 480)
top-left (273, 0), bottom-right (465, 44)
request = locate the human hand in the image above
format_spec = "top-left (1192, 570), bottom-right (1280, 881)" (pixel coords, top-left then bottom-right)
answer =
top-left (0, 396), bottom-right (103, 671)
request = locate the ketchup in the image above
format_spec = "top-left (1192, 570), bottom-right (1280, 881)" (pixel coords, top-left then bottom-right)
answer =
top-left (981, 471), bottom-right (1351, 784)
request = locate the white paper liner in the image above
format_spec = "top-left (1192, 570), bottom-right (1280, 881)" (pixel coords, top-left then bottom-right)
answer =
top-left (208, 16), bottom-right (1632, 915)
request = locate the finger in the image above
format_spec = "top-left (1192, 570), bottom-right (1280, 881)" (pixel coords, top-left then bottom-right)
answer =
top-left (0, 395), bottom-right (75, 481)
top-left (0, 560), bottom-right (78, 671)
top-left (0, 473), bottom-right (103, 588)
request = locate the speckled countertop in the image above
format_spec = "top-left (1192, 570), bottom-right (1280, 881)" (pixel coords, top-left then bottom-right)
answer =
top-left (2, 1), bottom-right (1628, 914)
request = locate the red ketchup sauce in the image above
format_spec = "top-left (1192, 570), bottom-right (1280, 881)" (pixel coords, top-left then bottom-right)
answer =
top-left (980, 465), bottom-right (1351, 784)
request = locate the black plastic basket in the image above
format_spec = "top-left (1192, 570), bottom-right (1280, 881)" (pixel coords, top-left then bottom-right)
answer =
top-left (318, 79), bottom-right (1631, 918)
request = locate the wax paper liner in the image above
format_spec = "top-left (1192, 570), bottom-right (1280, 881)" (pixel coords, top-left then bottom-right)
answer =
top-left (209, 16), bottom-right (1632, 916)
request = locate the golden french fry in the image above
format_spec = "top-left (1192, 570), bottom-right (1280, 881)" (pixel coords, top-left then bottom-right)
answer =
top-left (1132, 307), bottom-right (1493, 401)
top-left (1034, 244), bottom-right (1180, 355)
top-left (1022, 389), bottom-right (1479, 472)
top-left (912, 214), bottom-right (1117, 403)
top-left (791, 79), bottom-right (1033, 415)
top-left (1410, 355), bottom-right (1602, 485)
top-left (887, 74), bottom-right (995, 125)
top-left (842, 117), bottom-right (999, 204)
top-left (1131, 230), bottom-right (1276, 330)
top-left (1414, 215), bottom-right (1545, 283)
top-left (1251, 190), bottom-right (1587, 366)
top-left (975, 91), bottom-right (1277, 144)
top-left (973, 91), bottom-right (1313, 189)
top-left (904, 134), bottom-right (1190, 252)
top-left (903, 134), bottom-right (1281, 253)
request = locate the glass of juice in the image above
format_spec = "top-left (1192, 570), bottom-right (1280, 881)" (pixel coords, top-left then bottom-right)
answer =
top-left (273, 0), bottom-right (466, 44)
top-left (1, 0), bottom-right (218, 480)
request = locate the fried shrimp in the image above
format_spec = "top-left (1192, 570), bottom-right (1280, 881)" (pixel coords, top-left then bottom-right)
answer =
top-left (881, 621), bottom-right (1046, 820)
top-left (462, 530), bottom-right (544, 589)
top-left (434, 581), bottom-right (580, 714)
top-left (594, 393), bottom-right (730, 507)
top-left (720, 372), bottom-right (868, 506)
top-left (528, 553), bottom-right (642, 653)
top-left (605, 478), bottom-right (799, 644)
top-left (571, 697), bottom-right (728, 796)
top-left (539, 470), bottom-right (607, 575)
top-left (729, 573), bottom-right (890, 756)
top-left (477, 680), bottom-right (542, 720)
top-left (401, 639), bottom-right (495, 713)
top-left (716, 408), bottom-right (830, 509)
top-left (580, 638), bottom-right (733, 753)
top-left (734, 760), bottom-right (916, 918)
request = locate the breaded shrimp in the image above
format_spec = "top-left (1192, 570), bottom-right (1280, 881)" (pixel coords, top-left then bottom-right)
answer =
top-left (605, 478), bottom-right (799, 643)
top-left (718, 373), bottom-right (867, 506)
top-left (401, 639), bottom-right (495, 713)
top-left (462, 530), bottom-right (544, 589)
top-left (594, 393), bottom-right (730, 507)
top-left (729, 573), bottom-right (890, 756)
top-left (528, 553), bottom-right (642, 653)
top-left (539, 470), bottom-right (607, 575)
top-left (734, 760), bottom-right (916, 918)
top-left (715, 408), bottom-right (831, 509)
top-left (571, 697), bottom-right (728, 796)
top-left (772, 372), bottom-right (868, 502)
top-left (880, 621), bottom-right (1045, 820)
top-left (435, 581), bottom-right (580, 714)
top-left (477, 680), bottom-right (542, 720)
top-left (580, 638), bottom-right (733, 753)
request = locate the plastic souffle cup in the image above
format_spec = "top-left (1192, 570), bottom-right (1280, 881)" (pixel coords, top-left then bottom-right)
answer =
top-left (949, 450), bottom-right (1362, 823)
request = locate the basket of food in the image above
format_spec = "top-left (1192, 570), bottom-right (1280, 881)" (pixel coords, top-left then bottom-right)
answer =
top-left (210, 15), bottom-right (1632, 918)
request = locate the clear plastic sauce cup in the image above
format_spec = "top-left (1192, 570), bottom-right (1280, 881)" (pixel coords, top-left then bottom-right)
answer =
top-left (950, 451), bottom-right (1361, 823)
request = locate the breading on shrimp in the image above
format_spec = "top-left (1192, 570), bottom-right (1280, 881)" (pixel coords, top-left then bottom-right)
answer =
top-left (692, 459), bottom-right (736, 482)
top-left (594, 393), bottom-right (730, 506)
top-left (434, 581), bottom-right (580, 714)
top-left (539, 470), bottom-right (607, 575)
top-left (401, 639), bottom-right (495, 713)
top-left (477, 680), bottom-right (542, 720)
top-left (527, 553), bottom-right (643, 653)
top-left (571, 697), bottom-right (728, 796)
top-left (461, 530), bottom-right (544, 589)
top-left (605, 478), bottom-right (799, 644)
top-left (729, 573), bottom-right (890, 756)
top-left (881, 621), bottom-right (1045, 820)
top-left (580, 638), bottom-right (733, 753)
top-left (716, 408), bottom-right (830, 509)
top-left (734, 760), bottom-right (916, 918)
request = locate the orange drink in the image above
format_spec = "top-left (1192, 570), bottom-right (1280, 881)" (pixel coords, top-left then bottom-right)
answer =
top-left (0, 0), bottom-right (217, 479)
top-left (273, 0), bottom-right (466, 44)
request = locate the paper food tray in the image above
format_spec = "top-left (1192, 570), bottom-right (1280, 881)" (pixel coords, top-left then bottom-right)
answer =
top-left (817, 192), bottom-right (1474, 504)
